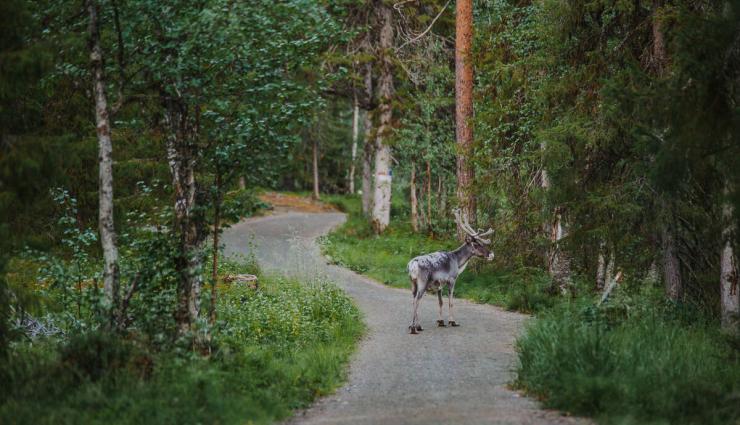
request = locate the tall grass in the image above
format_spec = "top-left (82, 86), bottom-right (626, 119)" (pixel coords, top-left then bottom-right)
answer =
top-left (516, 294), bottom-right (740, 425)
top-left (1, 261), bottom-right (363, 425)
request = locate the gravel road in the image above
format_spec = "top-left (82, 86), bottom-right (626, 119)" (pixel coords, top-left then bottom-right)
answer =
top-left (222, 211), bottom-right (586, 425)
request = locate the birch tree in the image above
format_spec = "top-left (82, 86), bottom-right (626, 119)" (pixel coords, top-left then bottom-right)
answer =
top-left (349, 94), bottom-right (359, 194)
top-left (87, 0), bottom-right (120, 319)
top-left (371, 3), bottom-right (394, 233)
top-left (721, 186), bottom-right (739, 333)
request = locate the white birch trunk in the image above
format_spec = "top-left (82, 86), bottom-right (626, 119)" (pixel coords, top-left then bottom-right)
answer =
top-left (349, 95), bottom-right (359, 194)
top-left (596, 241), bottom-right (607, 291)
top-left (312, 138), bottom-right (320, 200)
top-left (371, 5), bottom-right (394, 233)
top-left (721, 187), bottom-right (739, 333)
top-left (361, 58), bottom-right (374, 216)
top-left (541, 143), bottom-right (572, 290)
top-left (88, 0), bottom-right (119, 315)
top-left (410, 166), bottom-right (418, 232)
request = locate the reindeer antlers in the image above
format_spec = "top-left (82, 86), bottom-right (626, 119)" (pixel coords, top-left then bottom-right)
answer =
top-left (453, 208), bottom-right (494, 244)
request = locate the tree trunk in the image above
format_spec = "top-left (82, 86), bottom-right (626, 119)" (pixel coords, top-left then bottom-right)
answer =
top-left (371, 4), bottom-right (394, 233)
top-left (210, 172), bottom-right (222, 327)
top-left (652, 0), bottom-right (667, 75)
top-left (312, 138), bottom-right (320, 200)
top-left (455, 0), bottom-right (476, 239)
top-left (596, 241), bottom-right (607, 291)
top-left (361, 61), bottom-right (374, 216)
top-left (238, 176), bottom-right (246, 190)
top-left (549, 210), bottom-right (572, 293)
top-left (426, 160), bottom-right (432, 230)
top-left (410, 165), bottom-right (418, 232)
top-left (721, 185), bottom-right (739, 333)
top-left (349, 94), bottom-right (359, 194)
top-left (88, 0), bottom-right (120, 320)
top-left (662, 210), bottom-right (682, 301)
top-left (164, 101), bottom-right (205, 339)
top-left (651, 6), bottom-right (682, 303)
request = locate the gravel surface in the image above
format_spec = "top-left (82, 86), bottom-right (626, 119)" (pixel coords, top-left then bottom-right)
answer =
top-left (222, 211), bottom-right (588, 425)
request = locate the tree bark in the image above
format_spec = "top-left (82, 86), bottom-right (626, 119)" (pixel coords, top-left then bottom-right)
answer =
top-left (455, 0), bottom-right (476, 239)
top-left (651, 4), bottom-right (682, 302)
top-left (163, 100), bottom-right (205, 339)
top-left (312, 138), bottom-right (320, 200)
top-left (410, 165), bottom-right (419, 232)
top-left (371, 4), bottom-right (394, 233)
top-left (596, 241), bottom-right (607, 291)
top-left (349, 94), bottom-right (359, 194)
top-left (548, 210), bottom-right (572, 293)
top-left (652, 0), bottom-right (667, 75)
top-left (721, 185), bottom-right (739, 333)
top-left (361, 62), bottom-right (374, 215)
top-left (238, 176), bottom-right (246, 190)
top-left (88, 0), bottom-right (120, 319)
top-left (210, 172), bottom-right (222, 326)
top-left (662, 210), bottom-right (682, 301)
top-left (426, 160), bottom-right (432, 230)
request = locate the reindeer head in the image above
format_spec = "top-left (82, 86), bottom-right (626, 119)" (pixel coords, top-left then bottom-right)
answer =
top-left (454, 208), bottom-right (495, 261)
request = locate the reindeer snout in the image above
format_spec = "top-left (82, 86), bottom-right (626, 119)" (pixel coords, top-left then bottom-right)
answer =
top-left (487, 253), bottom-right (495, 261)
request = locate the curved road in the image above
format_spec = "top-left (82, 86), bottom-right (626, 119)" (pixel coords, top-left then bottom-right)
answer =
top-left (222, 211), bottom-right (585, 425)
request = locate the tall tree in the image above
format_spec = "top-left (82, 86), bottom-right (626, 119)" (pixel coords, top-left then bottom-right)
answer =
top-left (455, 0), bottom-right (475, 238)
top-left (87, 0), bottom-right (120, 319)
top-left (361, 61), bottom-right (375, 216)
top-left (312, 136), bottom-right (320, 200)
top-left (370, 2), bottom-right (394, 233)
top-left (349, 94), bottom-right (359, 194)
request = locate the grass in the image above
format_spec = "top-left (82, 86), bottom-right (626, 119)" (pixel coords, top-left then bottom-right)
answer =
top-left (1, 259), bottom-right (363, 425)
top-left (318, 193), bottom-right (740, 425)
top-left (516, 293), bottom-right (740, 425)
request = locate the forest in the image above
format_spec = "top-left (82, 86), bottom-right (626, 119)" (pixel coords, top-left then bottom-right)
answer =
top-left (1, 0), bottom-right (739, 424)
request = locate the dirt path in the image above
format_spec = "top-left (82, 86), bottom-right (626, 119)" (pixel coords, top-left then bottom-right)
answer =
top-left (222, 211), bottom-right (586, 425)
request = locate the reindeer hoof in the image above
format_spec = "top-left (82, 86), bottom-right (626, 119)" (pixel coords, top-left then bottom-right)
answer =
top-left (409, 326), bottom-right (418, 335)
top-left (416, 324), bottom-right (423, 332)
top-left (437, 320), bottom-right (446, 327)
top-left (449, 321), bottom-right (460, 327)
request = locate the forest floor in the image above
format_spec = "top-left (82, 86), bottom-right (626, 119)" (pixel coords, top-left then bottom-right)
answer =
top-left (221, 208), bottom-right (588, 425)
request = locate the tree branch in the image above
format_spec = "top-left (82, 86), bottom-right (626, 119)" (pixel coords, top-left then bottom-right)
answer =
top-left (395, 0), bottom-right (451, 52)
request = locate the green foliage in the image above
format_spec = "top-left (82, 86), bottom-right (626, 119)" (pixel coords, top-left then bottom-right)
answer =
top-left (516, 295), bottom-right (740, 425)
top-left (1, 262), bottom-right (363, 424)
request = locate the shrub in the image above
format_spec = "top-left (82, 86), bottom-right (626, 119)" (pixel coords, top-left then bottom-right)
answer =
top-left (516, 299), bottom-right (740, 425)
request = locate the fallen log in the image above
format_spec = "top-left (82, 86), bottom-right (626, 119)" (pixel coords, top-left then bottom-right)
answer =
top-left (223, 273), bottom-right (259, 289)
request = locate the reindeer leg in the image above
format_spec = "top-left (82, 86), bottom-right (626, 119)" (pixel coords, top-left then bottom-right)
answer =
top-left (437, 289), bottom-right (446, 327)
top-left (414, 290), bottom-right (424, 332)
top-left (409, 279), bottom-right (419, 334)
top-left (448, 281), bottom-right (459, 327)
top-left (412, 279), bottom-right (427, 332)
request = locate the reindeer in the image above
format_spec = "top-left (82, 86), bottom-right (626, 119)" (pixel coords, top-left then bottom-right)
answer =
top-left (406, 209), bottom-right (494, 334)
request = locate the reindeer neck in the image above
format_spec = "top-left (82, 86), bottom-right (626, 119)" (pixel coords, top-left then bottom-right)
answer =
top-left (452, 243), bottom-right (475, 269)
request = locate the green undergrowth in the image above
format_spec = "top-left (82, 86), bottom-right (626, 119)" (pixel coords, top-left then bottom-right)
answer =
top-left (1, 259), bottom-right (363, 425)
top-left (516, 289), bottom-right (740, 425)
top-left (320, 194), bottom-right (555, 313)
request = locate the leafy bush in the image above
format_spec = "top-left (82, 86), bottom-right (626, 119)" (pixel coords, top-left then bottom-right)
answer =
top-left (221, 189), bottom-right (269, 223)
top-left (516, 298), bottom-right (740, 425)
top-left (1, 261), bottom-right (363, 424)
